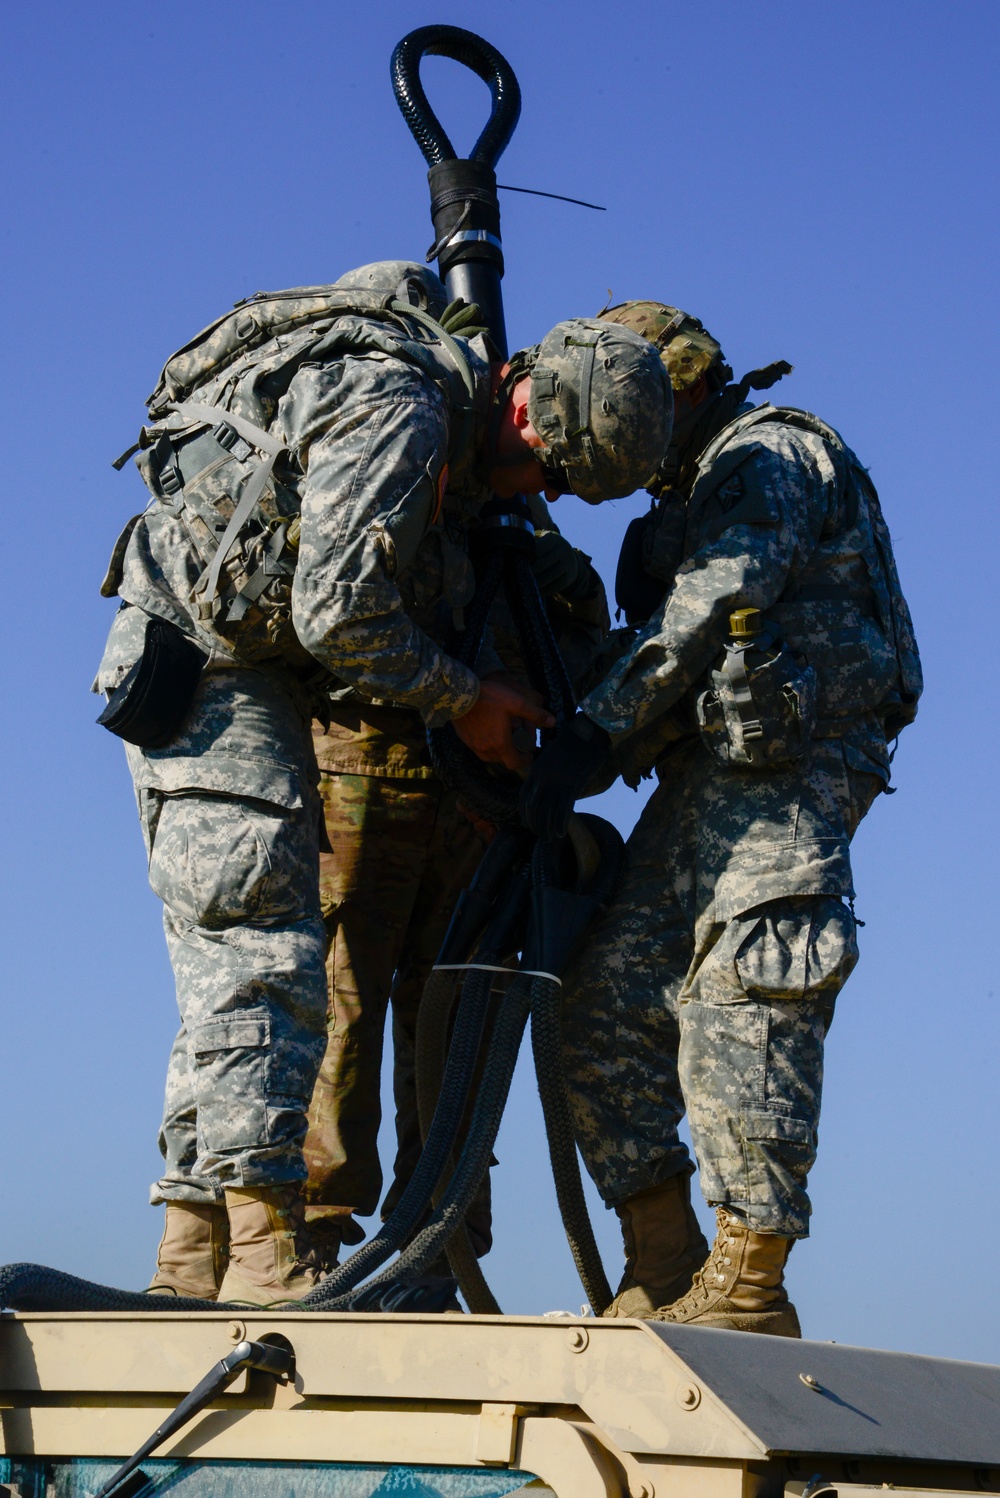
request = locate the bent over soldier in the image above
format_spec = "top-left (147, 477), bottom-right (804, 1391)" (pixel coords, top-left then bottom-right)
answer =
top-left (95, 268), bottom-right (671, 1306)
top-left (521, 300), bottom-right (921, 1336)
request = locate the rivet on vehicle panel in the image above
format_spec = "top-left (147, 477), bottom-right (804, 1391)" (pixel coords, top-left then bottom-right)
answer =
top-left (567, 1326), bottom-right (589, 1352)
top-left (799, 1372), bottom-right (821, 1390)
top-left (677, 1382), bottom-right (701, 1410)
top-left (228, 1319), bottom-right (247, 1341)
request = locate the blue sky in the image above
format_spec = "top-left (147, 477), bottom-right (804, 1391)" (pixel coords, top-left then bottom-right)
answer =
top-left (1, 0), bottom-right (997, 1361)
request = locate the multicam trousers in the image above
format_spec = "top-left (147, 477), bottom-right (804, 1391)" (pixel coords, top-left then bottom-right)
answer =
top-left (303, 770), bottom-right (487, 1233)
top-left (561, 736), bottom-right (883, 1238)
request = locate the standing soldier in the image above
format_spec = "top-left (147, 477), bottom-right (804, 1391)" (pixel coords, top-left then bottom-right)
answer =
top-left (521, 301), bottom-right (921, 1336)
top-left (300, 266), bottom-right (613, 1274)
top-left (95, 276), bottom-right (670, 1306)
top-left (306, 492), bottom-right (610, 1270)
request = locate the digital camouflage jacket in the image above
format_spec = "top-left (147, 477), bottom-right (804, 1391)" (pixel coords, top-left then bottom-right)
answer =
top-left (584, 403), bottom-right (921, 781)
top-left (100, 290), bottom-right (497, 729)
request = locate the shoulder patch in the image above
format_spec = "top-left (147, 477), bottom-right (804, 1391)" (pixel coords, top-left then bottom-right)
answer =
top-left (703, 453), bottom-right (782, 541)
top-left (715, 473), bottom-right (744, 513)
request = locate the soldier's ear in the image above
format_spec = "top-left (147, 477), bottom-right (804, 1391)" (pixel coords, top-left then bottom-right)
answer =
top-left (509, 376), bottom-right (533, 430)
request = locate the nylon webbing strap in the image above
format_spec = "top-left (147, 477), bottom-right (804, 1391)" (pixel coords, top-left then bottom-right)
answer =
top-left (168, 401), bottom-right (286, 456)
top-left (164, 401), bottom-right (288, 610)
top-left (389, 301), bottom-right (477, 403)
top-left (725, 644), bottom-right (764, 742)
top-left (388, 300), bottom-right (478, 473)
top-left (226, 526), bottom-right (290, 621)
top-left (196, 450), bottom-right (282, 608)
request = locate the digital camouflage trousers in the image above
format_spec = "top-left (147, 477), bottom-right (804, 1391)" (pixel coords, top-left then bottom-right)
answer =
top-left (145, 786), bottom-right (328, 1203)
top-left (118, 665), bottom-right (330, 1206)
top-left (562, 736), bottom-right (883, 1237)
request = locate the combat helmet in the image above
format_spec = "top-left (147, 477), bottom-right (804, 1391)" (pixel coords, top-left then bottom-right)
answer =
top-left (334, 260), bottom-right (449, 318)
top-left (516, 318), bottom-right (673, 503)
top-left (598, 301), bottom-right (793, 496)
top-left (600, 301), bottom-right (733, 393)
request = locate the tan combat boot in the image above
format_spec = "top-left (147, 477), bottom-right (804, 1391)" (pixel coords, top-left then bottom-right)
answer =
top-left (147, 1201), bottom-right (230, 1301)
top-left (651, 1208), bottom-right (801, 1337)
top-left (603, 1173), bottom-right (710, 1318)
top-left (217, 1185), bottom-right (324, 1306)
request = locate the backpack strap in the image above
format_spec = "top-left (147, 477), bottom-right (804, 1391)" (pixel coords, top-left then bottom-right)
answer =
top-left (166, 400), bottom-right (286, 456)
top-left (167, 400), bottom-right (288, 619)
top-left (388, 300), bottom-right (479, 472)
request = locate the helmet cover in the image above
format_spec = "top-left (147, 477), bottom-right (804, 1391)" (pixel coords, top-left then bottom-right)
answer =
top-left (600, 301), bottom-right (731, 392)
top-left (523, 318), bottom-right (673, 503)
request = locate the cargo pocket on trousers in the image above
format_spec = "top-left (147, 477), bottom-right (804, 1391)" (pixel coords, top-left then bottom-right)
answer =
top-left (146, 793), bottom-right (276, 928)
top-left (192, 1010), bottom-right (271, 1150)
top-left (741, 1108), bottom-right (815, 1221)
top-left (680, 999), bottom-right (769, 1117)
top-left (734, 897), bottom-right (858, 1005)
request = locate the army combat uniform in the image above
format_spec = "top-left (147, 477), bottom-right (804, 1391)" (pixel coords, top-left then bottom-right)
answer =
top-left (305, 495), bottom-right (611, 1250)
top-left (561, 401), bottom-right (921, 1241)
top-left (305, 707), bottom-right (487, 1240)
top-left (95, 295), bottom-right (498, 1208)
top-left (94, 278), bottom-right (671, 1301)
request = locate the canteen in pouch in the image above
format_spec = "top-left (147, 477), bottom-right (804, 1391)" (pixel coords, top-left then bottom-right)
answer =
top-left (97, 615), bottom-right (207, 748)
top-left (697, 608), bottom-right (816, 768)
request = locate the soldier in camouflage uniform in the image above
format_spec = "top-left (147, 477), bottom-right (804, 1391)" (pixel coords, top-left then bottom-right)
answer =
top-left (95, 268), bottom-right (671, 1305)
top-left (298, 266), bottom-right (612, 1269)
top-left (521, 301), bottom-right (921, 1337)
top-left (306, 499), bottom-right (610, 1268)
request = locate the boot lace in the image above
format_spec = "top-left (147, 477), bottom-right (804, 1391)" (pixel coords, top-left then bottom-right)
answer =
top-left (664, 1209), bottom-right (739, 1318)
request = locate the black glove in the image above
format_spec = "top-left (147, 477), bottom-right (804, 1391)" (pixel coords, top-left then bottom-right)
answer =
top-left (530, 530), bottom-right (590, 599)
top-left (520, 714), bottom-right (612, 840)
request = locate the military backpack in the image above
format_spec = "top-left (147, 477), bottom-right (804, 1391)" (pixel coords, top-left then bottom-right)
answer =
top-left (104, 283), bottom-right (481, 665)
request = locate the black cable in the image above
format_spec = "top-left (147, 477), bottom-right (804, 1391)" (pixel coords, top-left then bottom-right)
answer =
top-left (299, 859), bottom-right (531, 1309)
top-left (343, 968), bottom-right (535, 1302)
top-left (93, 1340), bottom-right (293, 1498)
top-left (530, 970), bottom-right (611, 1314)
top-left (503, 552), bottom-right (576, 727)
top-left (391, 26), bottom-right (522, 168)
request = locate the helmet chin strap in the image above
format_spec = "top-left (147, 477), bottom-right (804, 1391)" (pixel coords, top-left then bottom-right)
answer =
top-left (651, 360), bottom-right (793, 498)
top-left (479, 349), bottom-right (545, 483)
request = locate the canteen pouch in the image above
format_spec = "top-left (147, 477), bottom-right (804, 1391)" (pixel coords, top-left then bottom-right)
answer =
top-left (697, 623), bottom-right (817, 768)
top-left (97, 616), bottom-right (208, 748)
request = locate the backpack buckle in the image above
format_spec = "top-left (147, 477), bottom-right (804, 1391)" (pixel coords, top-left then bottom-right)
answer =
top-left (159, 464), bottom-right (183, 497)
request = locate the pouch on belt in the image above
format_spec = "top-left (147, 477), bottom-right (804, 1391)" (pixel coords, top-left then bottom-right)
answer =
top-left (697, 608), bottom-right (816, 769)
top-left (97, 614), bottom-right (207, 748)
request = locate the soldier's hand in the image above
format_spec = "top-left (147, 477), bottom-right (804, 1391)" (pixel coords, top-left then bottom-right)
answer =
top-left (531, 530), bottom-right (589, 598)
top-left (519, 712), bottom-right (612, 839)
top-left (453, 679), bottom-right (556, 774)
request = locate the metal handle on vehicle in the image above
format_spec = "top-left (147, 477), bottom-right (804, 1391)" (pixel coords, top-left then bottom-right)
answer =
top-left (92, 1338), bottom-right (294, 1498)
